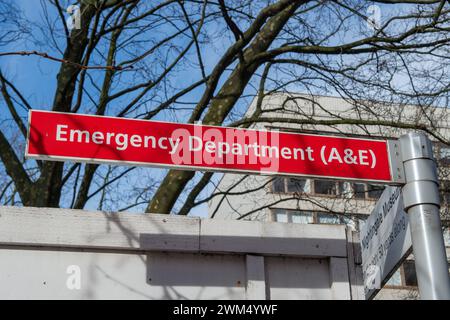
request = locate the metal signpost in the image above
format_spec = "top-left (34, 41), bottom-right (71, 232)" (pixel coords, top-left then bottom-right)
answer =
top-left (25, 111), bottom-right (450, 299)
top-left (399, 133), bottom-right (450, 299)
top-left (361, 132), bottom-right (450, 300)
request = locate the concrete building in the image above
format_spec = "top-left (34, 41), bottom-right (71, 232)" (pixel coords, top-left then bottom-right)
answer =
top-left (208, 93), bottom-right (450, 299)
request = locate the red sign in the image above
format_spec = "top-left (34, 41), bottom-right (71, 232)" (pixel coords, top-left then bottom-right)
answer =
top-left (26, 110), bottom-right (396, 183)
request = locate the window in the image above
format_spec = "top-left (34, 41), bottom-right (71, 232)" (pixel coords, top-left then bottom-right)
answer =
top-left (291, 212), bottom-right (314, 224)
top-left (287, 178), bottom-right (307, 193)
top-left (272, 178), bottom-right (387, 201)
top-left (440, 181), bottom-right (450, 204)
top-left (403, 261), bottom-right (418, 287)
top-left (353, 183), bottom-right (366, 199)
top-left (385, 261), bottom-right (418, 288)
top-left (271, 209), bottom-right (313, 224)
top-left (314, 180), bottom-right (336, 195)
top-left (273, 209), bottom-right (288, 223)
top-left (440, 146), bottom-right (450, 162)
top-left (358, 217), bottom-right (367, 231)
top-left (386, 269), bottom-right (402, 286)
top-left (272, 177), bottom-right (285, 193)
top-left (317, 212), bottom-right (353, 225)
top-left (443, 227), bottom-right (450, 247)
top-left (313, 180), bottom-right (344, 196)
top-left (435, 143), bottom-right (450, 166)
top-left (271, 177), bottom-right (308, 193)
top-left (367, 184), bottom-right (385, 199)
top-left (350, 183), bottom-right (387, 201)
top-left (271, 209), bottom-right (353, 226)
top-left (317, 212), bottom-right (340, 224)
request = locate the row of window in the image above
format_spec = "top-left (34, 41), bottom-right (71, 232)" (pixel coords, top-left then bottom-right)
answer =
top-left (271, 208), bottom-right (362, 229)
top-left (272, 177), bottom-right (450, 204)
top-left (271, 177), bottom-right (385, 200)
top-left (271, 208), bottom-right (450, 245)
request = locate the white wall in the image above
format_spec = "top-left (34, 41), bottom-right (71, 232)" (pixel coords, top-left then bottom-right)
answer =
top-left (0, 206), bottom-right (362, 300)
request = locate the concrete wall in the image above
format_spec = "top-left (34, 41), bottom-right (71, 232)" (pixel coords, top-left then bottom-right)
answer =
top-left (0, 206), bottom-right (364, 300)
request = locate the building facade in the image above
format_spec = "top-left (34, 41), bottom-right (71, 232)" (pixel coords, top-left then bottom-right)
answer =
top-left (208, 93), bottom-right (450, 299)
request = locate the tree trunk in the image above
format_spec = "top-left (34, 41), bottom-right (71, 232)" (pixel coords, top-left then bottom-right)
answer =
top-left (146, 2), bottom-right (302, 214)
top-left (30, 3), bottom-right (97, 207)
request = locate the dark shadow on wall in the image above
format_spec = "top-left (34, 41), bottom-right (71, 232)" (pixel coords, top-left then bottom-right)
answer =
top-left (140, 233), bottom-right (349, 289)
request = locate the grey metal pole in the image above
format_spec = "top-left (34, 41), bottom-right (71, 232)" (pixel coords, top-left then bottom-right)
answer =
top-left (400, 132), bottom-right (450, 300)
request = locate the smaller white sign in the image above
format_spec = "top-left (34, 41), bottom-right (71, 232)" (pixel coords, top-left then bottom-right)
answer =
top-left (360, 186), bottom-right (412, 299)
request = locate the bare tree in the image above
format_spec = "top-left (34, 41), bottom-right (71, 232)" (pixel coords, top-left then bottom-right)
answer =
top-left (0, 0), bottom-right (449, 216)
top-left (1, 0), bottom-right (215, 209)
